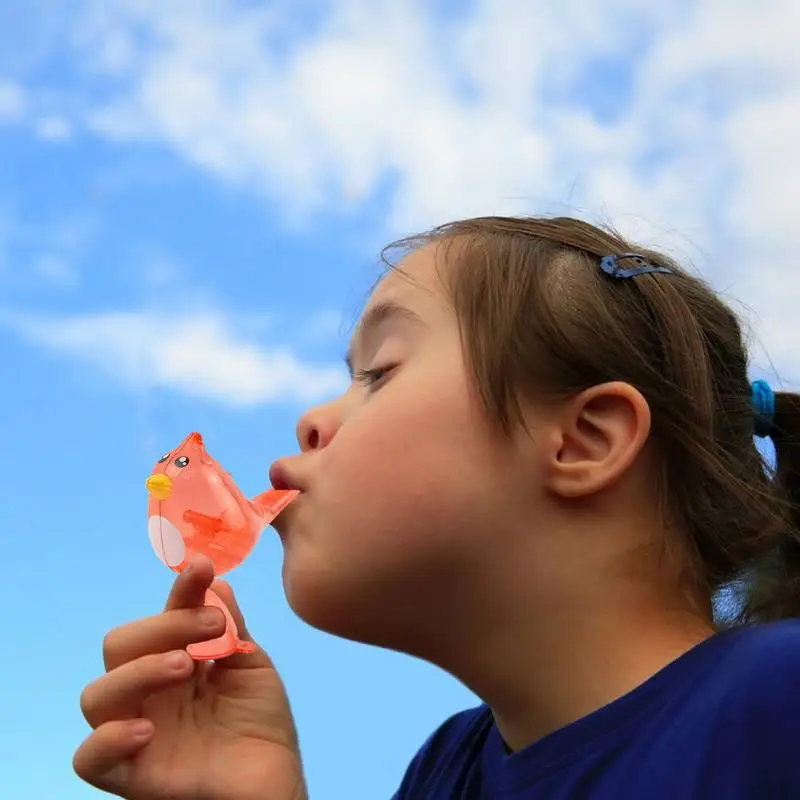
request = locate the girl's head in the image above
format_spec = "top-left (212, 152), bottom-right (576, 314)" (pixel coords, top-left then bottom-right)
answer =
top-left (271, 216), bottom-right (800, 655)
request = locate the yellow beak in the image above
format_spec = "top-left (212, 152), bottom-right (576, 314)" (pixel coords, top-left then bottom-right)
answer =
top-left (146, 472), bottom-right (172, 501)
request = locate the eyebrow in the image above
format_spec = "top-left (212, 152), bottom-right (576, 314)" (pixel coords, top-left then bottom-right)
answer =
top-left (345, 300), bottom-right (423, 376)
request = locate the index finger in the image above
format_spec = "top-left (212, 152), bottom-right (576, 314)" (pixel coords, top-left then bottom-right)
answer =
top-left (164, 554), bottom-right (215, 612)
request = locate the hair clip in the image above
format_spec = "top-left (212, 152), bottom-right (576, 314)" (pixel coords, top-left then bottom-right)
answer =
top-left (751, 379), bottom-right (776, 438)
top-left (599, 252), bottom-right (673, 279)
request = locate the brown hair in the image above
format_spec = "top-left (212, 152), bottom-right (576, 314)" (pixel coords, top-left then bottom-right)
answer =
top-left (382, 216), bottom-right (800, 625)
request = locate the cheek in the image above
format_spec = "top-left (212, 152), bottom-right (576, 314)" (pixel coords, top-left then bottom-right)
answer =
top-left (325, 378), bottom-right (487, 539)
top-left (281, 367), bottom-right (515, 640)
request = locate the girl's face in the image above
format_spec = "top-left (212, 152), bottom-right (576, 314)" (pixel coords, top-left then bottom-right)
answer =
top-left (270, 244), bottom-right (543, 650)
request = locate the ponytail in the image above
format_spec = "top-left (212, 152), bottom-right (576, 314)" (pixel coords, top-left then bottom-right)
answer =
top-left (740, 385), bottom-right (800, 622)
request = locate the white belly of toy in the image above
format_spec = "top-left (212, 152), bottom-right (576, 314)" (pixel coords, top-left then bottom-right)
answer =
top-left (148, 514), bottom-right (186, 568)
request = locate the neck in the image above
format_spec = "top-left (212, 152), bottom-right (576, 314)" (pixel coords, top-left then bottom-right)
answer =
top-left (420, 547), bottom-right (715, 752)
top-left (471, 601), bottom-right (712, 751)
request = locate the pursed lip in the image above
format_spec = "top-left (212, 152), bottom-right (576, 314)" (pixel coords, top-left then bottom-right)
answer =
top-left (269, 459), bottom-right (303, 493)
top-left (268, 460), bottom-right (306, 537)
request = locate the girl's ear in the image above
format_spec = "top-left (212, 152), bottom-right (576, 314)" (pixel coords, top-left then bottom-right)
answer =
top-left (544, 382), bottom-right (652, 499)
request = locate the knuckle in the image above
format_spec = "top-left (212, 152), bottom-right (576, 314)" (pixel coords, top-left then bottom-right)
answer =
top-left (133, 650), bottom-right (178, 690)
top-left (72, 748), bottom-right (91, 780)
top-left (137, 651), bottom-right (165, 681)
top-left (72, 751), bottom-right (87, 780)
top-left (72, 737), bottom-right (101, 782)
top-left (118, 652), bottom-right (159, 694)
top-left (101, 626), bottom-right (124, 664)
top-left (79, 679), bottom-right (100, 723)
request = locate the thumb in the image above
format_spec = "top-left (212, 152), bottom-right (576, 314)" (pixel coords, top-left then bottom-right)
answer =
top-left (211, 578), bottom-right (275, 670)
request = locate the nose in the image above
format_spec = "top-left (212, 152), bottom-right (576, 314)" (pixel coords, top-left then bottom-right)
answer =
top-left (296, 401), bottom-right (342, 452)
top-left (145, 472), bottom-right (172, 500)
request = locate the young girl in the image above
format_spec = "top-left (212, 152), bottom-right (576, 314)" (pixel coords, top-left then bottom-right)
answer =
top-left (74, 216), bottom-right (800, 799)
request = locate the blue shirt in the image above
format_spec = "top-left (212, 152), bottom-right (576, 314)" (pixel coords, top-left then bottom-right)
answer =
top-left (392, 620), bottom-right (800, 798)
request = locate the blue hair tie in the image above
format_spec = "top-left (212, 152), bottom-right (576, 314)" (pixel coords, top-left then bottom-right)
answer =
top-left (751, 379), bottom-right (775, 438)
top-left (600, 252), bottom-right (673, 279)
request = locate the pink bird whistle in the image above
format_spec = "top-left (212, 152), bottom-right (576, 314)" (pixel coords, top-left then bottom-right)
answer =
top-left (145, 432), bottom-right (298, 660)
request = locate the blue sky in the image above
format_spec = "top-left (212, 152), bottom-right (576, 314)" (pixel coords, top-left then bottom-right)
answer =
top-left (1, 2), bottom-right (798, 798)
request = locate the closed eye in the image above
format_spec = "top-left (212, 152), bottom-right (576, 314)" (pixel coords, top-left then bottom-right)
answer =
top-left (353, 365), bottom-right (396, 389)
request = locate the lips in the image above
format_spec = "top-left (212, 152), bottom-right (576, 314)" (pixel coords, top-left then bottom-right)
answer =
top-left (269, 461), bottom-right (299, 492)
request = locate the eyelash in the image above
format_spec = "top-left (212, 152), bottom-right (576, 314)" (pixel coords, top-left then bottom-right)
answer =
top-left (353, 365), bottom-right (396, 389)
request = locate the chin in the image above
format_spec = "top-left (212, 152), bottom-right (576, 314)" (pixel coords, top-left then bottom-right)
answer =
top-left (281, 559), bottom-right (371, 640)
top-left (281, 557), bottom-right (464, 666)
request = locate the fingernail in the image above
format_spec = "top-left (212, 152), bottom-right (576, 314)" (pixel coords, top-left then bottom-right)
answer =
top-left (199, 607), bottom-right (224, 629)
top-left (165, 650), bottom-right (190, 671)
top-left (130, 720), bottom-right (154, 740)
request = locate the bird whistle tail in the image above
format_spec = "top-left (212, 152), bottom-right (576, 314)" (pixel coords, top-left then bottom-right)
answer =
top-left (250, 488), bottom-right (300, 523)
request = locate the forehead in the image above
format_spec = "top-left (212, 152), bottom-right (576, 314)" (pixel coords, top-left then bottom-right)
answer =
top-left (367, 242), bottom-right (444, 308)
top-left (345, 244), bottom-right (451, 373)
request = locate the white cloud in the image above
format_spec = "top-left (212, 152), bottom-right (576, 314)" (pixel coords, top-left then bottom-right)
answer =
top-left (72, 2), bottom-right (797, 233)
top-left (0, 81), bottom-right (26, 122)
top-left (33, 115), bottom-right (72, 142)
top-left (0, 208), bottom-right (95, 287)
top-left (19, 0), bottom-right (800, 381)
top-left (32, 253), bottom-right (77, 286)
top-left (0, 84), bottom-right (72, 140)
top-left (1, 308), bottom-right (347, 406)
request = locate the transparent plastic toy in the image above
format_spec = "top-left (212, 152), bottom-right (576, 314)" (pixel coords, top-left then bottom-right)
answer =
top-left (145, 432), bottom-right (298, 660)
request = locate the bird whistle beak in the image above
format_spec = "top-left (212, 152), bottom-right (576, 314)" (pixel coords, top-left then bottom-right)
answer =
top-left (146, 472), bottom-right (172, 501)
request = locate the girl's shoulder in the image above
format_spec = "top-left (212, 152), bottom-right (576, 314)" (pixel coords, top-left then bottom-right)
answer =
top-left (721, 619), bottom-right (800, 684)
